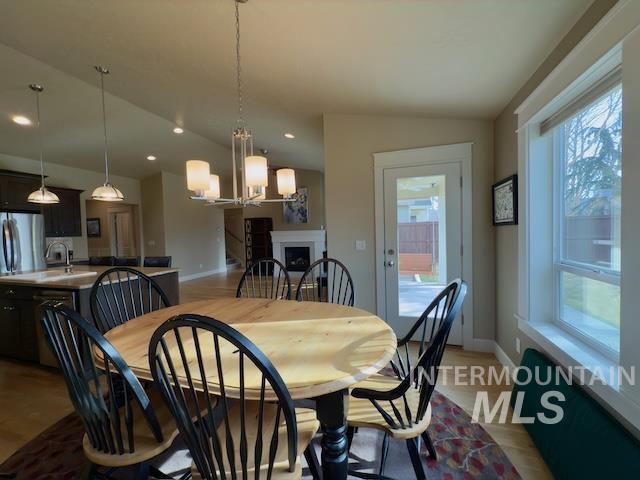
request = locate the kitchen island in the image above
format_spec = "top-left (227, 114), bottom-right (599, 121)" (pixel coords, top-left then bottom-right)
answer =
top-left (0, 265), bottom-right (179, 366)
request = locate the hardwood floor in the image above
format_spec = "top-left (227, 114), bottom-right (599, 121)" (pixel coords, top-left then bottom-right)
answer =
top-left (0, 358), bottom-right (73, 462)
top-left (0, 268), bottom-right (551, 479)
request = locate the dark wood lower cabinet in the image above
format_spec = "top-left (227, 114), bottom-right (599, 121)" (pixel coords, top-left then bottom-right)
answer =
top-left (0, 271), bottom-right (180, 365)
top-left (0, 298), bottom-right (38, 362)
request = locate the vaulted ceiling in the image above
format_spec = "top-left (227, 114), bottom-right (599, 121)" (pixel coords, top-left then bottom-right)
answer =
top-left (0, 0), bottom-right (592, 178)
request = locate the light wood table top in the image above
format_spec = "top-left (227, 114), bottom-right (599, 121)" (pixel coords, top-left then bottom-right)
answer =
top-left (104, 298), bottom-right (397, 401)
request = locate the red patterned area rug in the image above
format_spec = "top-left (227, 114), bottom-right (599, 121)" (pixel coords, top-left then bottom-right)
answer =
top-left (0, 391), bottom-right (520, 479)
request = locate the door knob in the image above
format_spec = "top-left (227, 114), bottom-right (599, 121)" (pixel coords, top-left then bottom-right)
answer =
top-left (386, 260), bottom-right (395, 267)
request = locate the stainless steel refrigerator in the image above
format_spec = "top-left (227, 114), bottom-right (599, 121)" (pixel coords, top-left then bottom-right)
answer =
top-left (1, 212), bottom-right (46, 273)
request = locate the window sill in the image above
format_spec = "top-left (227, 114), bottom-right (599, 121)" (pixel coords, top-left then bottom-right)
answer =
top-left (517, 315), bottom-right (640, 435)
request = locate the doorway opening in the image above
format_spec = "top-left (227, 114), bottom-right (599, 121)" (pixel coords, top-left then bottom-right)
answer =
top-left (85, 200), bottom-right (141, 258)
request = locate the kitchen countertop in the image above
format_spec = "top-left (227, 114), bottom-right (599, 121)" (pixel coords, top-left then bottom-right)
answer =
top-left (0, 265), bottom-right (179, 290)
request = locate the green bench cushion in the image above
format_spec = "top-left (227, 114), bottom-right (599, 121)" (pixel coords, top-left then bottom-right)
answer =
top-left (511, 348), bottom-right (640, 479)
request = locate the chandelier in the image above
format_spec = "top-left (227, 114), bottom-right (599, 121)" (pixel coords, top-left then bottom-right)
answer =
top-left (186, 0), bottom-right (296, 206)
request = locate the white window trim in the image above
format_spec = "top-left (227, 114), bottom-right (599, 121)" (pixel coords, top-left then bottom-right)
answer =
top-left (550, 100), bottom-right (622, 361)
top-left (515, 0), bottom-right (640, 435)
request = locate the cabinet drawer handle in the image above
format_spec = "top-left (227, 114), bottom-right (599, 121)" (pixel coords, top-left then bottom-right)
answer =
top-left (4, 289), bottom-right (14, 295)
top-left (2, 305), bottom-right (15, 311)
top-left (33, 295), bottom-right (71, 303)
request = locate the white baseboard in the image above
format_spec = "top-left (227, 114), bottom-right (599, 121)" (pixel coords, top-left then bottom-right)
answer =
top-left (468, 338), bottom-right (496, 353)
top-left (494, 341), bottom-right (516, 369)
top-left (465, 338), bottom-right (517, 369)
top-left (179, 267), bottom-right (227, 283)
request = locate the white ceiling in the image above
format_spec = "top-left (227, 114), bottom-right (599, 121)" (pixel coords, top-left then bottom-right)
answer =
top-left (0, 0), bottom-right (591, 178)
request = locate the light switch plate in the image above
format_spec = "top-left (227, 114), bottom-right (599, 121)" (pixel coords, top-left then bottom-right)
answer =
top-left (355, 240), bottom-right (366, 251)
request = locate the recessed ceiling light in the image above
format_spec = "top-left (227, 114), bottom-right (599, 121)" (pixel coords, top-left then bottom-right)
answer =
top-left (173, 126), bottom-right (184, 134)
top-left (146, 155), bottom-right (157, 161)
top-left (284, 133), bottom-right (295, 139)
top-left (12, 115), bottom-right (32, 126)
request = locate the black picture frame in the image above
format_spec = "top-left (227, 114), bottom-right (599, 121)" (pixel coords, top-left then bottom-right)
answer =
top-left (492, 174), bottom-right (518, 226)
top-left (86, 218), bottom-right (101, 237)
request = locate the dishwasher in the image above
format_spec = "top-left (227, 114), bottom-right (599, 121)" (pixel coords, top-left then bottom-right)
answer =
top-left (32, 290), bottom-right (75, 368)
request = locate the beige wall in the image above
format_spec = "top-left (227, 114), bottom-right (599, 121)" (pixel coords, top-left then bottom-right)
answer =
top-left (140, 173), bottom-right (166, 256)
top-left (139, 171), bottom-right (227, 278)
top-left (160, 171), bottom-right (226, 278)
top-left (0, 153), bottom-right (142, 260)
top-left (323, 113), bottom-right (495, 340)
top-left (243, 168), bottom-right (325, 231)
top-left (493, 0), bottom-right (619, 363)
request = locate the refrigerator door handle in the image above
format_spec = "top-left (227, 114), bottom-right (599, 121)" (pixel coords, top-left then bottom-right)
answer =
top-left (2, 219), bottom-right (10, 272)
top-left (9, 219), bottom-right (17, 272)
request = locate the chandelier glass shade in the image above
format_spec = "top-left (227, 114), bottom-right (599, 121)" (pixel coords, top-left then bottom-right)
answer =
top-left (186, 0), bottom-right (296, 207)
top-left (244, 155), bottom-right (268, 188)
top-left (205, 175), bottom-right (221, 200)
top-left (277, 168), bottom-right (296, 196)
top-left (186, 160), bottom-right (211, 193)
top-left (91, 66), bottom-right (124, 202)
top-left (27, 84), bottom-right (60, 205)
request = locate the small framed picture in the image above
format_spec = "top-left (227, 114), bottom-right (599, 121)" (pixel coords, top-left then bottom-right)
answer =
top-left (283, 186), bottom-right (309, 224)
top-left (492, 175), bottom-right (518, 226)
top-left (86, 218), bottom-right (101, 237)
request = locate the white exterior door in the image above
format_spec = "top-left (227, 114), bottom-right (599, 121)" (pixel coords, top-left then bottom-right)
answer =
top-left (382, 162), bottom-right (463, 345)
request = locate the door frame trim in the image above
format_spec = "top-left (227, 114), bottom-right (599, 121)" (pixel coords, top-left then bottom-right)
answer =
top-left (373, 142), bottom-right (474, 350)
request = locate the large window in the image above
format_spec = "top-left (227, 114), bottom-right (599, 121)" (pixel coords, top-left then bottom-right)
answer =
top-left (553, 84), bottom-right (622, 356)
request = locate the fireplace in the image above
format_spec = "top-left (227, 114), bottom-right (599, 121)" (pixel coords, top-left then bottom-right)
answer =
top-left (270, 230), bottom-right (326, 276)
top-left (284, 246), bottom-right (311, 272)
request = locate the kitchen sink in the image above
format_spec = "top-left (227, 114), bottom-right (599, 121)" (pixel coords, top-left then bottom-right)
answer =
top-left (0, 269), bottom-right (98, 283)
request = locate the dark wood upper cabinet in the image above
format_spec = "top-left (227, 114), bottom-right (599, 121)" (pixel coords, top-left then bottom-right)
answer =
top-left (41, 187), bottom-right (83, 237)
top-left (0, 171), bottom-right (41, 213)
top-left (0, 170), bottom-right (83, 237)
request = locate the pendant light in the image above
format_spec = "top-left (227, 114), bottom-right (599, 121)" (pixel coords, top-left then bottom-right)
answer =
top-left (91, 66), bottom-right (124, 202)
top-left (27, 84), bottom-right (60, 204)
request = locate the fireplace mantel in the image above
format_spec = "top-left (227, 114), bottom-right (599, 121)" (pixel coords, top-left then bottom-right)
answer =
top-left (271, 230), bottom-right (326, 273)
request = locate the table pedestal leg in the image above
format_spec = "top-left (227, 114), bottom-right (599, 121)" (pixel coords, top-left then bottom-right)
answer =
top-left (316, 389), bottom-right (349, 480)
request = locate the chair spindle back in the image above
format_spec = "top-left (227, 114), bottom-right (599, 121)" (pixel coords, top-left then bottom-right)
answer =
top-left (352, 280), bottom-right (467, 430)
top-left (295, 258), bottom-right (354, 306)
top-left (90, 267), bottom-right (171, 334)
top-left (149, 314), bottom-right (298, 479)
top-left (40, 303), bottom-right (163, 455)
top-left (236, 258), bottom-right (292, 300)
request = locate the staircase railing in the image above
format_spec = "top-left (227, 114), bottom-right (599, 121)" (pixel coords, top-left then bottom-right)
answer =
top-left (225, 228), bottom-right (245, 265)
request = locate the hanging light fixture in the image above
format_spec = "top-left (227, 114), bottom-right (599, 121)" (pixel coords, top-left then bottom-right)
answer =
top-left (27, 84), bottom-right (60, 204)
top-left (186, 0), bottom-right (296, 206)
top-left (91, 66), bottom-right (124, 202)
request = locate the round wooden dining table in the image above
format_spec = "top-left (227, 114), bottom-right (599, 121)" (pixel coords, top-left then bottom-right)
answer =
top-left (104, 297), bottom-right (397, 480)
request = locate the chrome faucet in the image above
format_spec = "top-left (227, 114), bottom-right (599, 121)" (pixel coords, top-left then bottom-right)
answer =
top-left (45, 241), bottom-right (73, 274)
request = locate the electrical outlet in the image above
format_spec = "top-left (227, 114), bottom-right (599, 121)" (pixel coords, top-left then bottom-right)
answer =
top-left (516, 337), bottom-right (521, 354)
top-left (355, 240), bottom-right (366, 251)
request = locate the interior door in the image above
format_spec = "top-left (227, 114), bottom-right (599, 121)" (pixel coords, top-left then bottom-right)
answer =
top-left (110, 211), bottom-right (133, 257)
top-left (383, 162), bottom-right (463, 345)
